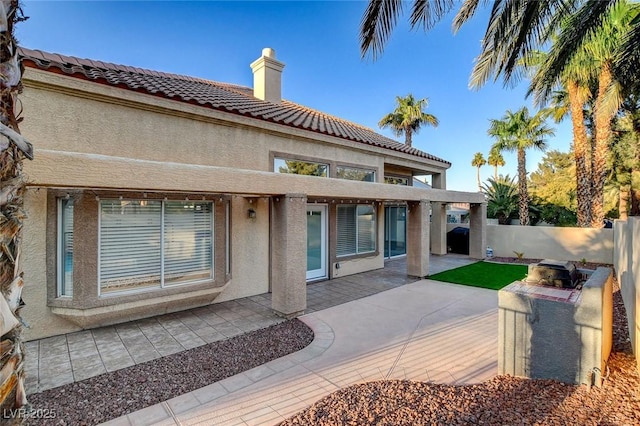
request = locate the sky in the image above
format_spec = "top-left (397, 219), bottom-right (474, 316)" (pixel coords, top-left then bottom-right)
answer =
top-left (18, 0), bottom-right (573, 193)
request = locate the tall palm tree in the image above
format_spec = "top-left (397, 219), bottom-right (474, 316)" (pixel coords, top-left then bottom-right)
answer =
top-left (0, 0), bottom-right (32, 412)
top-left (487, 148), bottom-right (506, 179)
top-left (489, 107), bottom-right (555, 226)
top-left (360, 0), bottom-right (639, 91)
top-left (378, 94), bottom-right (438, 147)
top-left (541, 80), bottom-right (593, 228)
top-left (471, 152), bottom-right (486, 191)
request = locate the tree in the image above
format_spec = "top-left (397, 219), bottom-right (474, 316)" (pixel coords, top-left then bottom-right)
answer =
top-left (487, 148), bottom-right (505, 180)
top-left (482, 175), bottom-right (519, 225)
top-left (542, 82), bottom-right (592, 227)
top-left (529, 150), bottom-right (577, 213)
top-left (0, 0), bottom-right (32, 412)
top-left (378, 94), bottom-right (438, 147)
top-left (610, 96), bottom-right (640, 219)
top-left (471, 152), bottom-right (486, 192)
top-left (359, 0), bottom-right (639, 90)
top-left (488, 107), bottom-right (555, 226)
top-left (533, 1), bottom-right (639, 227)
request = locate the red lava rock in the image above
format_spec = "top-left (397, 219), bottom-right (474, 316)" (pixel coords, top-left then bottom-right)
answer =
top-left (281, 278), bottom-right (640, 426)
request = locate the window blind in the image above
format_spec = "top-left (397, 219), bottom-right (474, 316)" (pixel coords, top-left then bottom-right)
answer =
top-left (336, 205), bottom-right (356, 257)
top-left (164, 202), bottom-right (213, 285)
top-left (337, 204), bottom-right (375, 257)
top-left (99, 200), bottom-right (213, 295)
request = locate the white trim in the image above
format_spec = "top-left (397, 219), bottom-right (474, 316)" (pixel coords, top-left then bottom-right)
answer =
top-left (306, 204), bottom-right (328, 281)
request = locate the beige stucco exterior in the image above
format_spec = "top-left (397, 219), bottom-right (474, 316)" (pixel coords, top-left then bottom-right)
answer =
top-left (19, 65), bottom-right (485, 340)
top-left (487, 224), bottom-right (614, 264)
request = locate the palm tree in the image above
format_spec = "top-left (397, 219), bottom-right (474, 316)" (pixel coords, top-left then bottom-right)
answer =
top-left (487, 148), bottom-right (506, 180)
top-left (471, 152), bottom-right (486, 191)
top-left (0, 1), bottom-right (31, 411)
top-left (488, 107), bottom-right (555, 226)
top-left (542, 80), bottom-right (593, 228)
top-left (378, 94), bottom-right (438, 147)
top-left (360, 0), bottom-right (639, 91)
top-left (482, 175), bottom-right (519, 225)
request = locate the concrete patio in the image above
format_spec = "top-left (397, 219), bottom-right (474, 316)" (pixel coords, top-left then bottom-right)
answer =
top-left (104, 259), bottom-right (496, 425)
top-left (24, 254), bottom-right (490, 425)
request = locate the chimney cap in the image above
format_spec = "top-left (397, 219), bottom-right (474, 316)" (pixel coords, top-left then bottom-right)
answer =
top-left (262, 47), bottom-right (276, 59)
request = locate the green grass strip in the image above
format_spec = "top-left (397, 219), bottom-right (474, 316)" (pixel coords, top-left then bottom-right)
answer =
top-left (428, 261), bottom-right (528, 290)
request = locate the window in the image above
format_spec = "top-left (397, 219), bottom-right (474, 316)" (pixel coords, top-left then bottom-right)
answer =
top-left (99, 200), bottom-right (213, 295)
top-left (274, 157), bottom-right (328, 177)
top-left (336, 205), bottom-right (376, 257)
top-left (336, 166), bottom-right (375, 182)
top-left (57, 199), bottom-right (74, 297)
top-left (384, 176), bottom-right (409, 185)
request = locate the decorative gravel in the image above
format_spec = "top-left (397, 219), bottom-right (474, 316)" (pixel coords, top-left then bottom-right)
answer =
top-left (282, 271), bottom-right (640, 426)
top-left (23, 319), bottom-right (313, 425)
top-left (22, 260), bottom-right (640, 426)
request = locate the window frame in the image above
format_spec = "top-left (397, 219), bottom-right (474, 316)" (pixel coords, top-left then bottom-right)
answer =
top-left (97, 198), bottom-right (215, 297)
top-left (336, 165), bottom-right (376, 182)
top-left (273, 157), bottom-right (329, 177)
top-left (384, 175), bottom-right (411, 186)
top-left (336, 204), bottom-right (377, 258)
top-left (47, 190), bottom-right (231, 314)
top-left (56, 198), bottom-right (74, 298)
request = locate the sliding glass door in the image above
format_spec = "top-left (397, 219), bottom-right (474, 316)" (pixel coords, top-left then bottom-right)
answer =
top-left (384, 205), bottom-right (407, 258)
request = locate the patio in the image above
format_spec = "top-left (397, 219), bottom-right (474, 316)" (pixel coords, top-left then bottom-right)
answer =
top-left (24, 255), bottom-right (476, 395)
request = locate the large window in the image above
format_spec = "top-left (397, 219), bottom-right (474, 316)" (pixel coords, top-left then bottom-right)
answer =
top-left (336, 166), bottom-right (375, 182)
top-left (274, 157), bottom-right (328, 177)
top-left (57, 199), bottom-right (74, 297)
top-left (99, 200), bottom-right (213, 295)
top-left (336, 205), bottom-right (376, 257)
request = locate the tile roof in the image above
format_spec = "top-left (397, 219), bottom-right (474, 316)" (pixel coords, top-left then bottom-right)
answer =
top-left (19, 47), bottom-right (450, 166)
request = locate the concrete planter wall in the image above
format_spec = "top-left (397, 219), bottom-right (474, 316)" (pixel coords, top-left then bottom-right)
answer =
top-left (498, 267), bottom-right (613, 386)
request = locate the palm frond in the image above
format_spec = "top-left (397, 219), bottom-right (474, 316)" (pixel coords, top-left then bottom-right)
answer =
top-left (360, 0), bottom-right (456, 59)
top-left (452, 0), bottom-right (482, 33)
top-left (360, 0), bottom-right (404, 59)
top-left (531, 0), bottom-right (618, 102)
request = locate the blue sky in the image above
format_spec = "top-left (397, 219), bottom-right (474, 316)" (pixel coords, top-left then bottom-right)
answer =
top-left (19, 1), bottom-right (572, 193)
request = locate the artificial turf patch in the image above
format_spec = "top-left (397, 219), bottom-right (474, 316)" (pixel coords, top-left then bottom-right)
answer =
top-left (428, 261), bottom-right (528, 290)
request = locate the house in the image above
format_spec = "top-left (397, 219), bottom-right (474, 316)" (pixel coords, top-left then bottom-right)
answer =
top-left (18, 47), bottom-right (486, 340)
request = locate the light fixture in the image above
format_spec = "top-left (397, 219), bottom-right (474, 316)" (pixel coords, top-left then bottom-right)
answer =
top-left (248, 209), bottom-right (257, 219)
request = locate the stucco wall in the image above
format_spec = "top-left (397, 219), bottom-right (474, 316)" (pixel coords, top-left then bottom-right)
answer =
top-left (487, 225), bottom-right (614, 264)
top-left (22, 189), bottom-right (83, 340)
top-left (216, 197), bottom-right (270, 302)
top-left (614, 218), bottom-right (639, 369)
top-left (22, 69), bottom-right (451, 179)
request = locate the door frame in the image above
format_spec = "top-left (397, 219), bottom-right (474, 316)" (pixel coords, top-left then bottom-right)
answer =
top-left (384, 204), bottom-right (408, 259)
top-left (306, 204), bottom-right (328, 281)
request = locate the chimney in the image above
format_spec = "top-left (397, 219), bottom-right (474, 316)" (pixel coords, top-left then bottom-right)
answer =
top-left (250, 48), bottom-right (285, 103)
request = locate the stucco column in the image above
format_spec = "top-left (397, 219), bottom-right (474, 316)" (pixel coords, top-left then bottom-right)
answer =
top-left (430, 202), bottom-right (447, 255)
top-left (407, 200), bottom-right (430, 277)
top-left (469, 203), bottom-right (487, 259)
top-left (271, 193), bottom-right (307, 318)
top-left (432, 172), bottom-right (446, 190)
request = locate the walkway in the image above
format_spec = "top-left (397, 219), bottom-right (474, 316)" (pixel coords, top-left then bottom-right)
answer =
top-left (106, 268), bottom-right (497, 425)
top-left (25, 255), bottom-right (474, 395)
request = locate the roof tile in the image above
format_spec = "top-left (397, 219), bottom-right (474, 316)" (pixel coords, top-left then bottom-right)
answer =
top-left (19, 47), bottom-right (450, 165)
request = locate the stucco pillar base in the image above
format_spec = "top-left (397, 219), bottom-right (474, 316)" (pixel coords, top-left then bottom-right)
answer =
top-left (271, 193), bottom-right (307, 317)
top-left (430, 202), bottom-right (447, 255)
top-left (469, 203), bottom-right (487, 259)
top-left (407, 200), bottom-right (430, 277)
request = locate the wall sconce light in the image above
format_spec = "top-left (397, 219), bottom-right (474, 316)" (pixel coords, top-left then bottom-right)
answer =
top-left (248, 209), bottom-right (256, 219)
